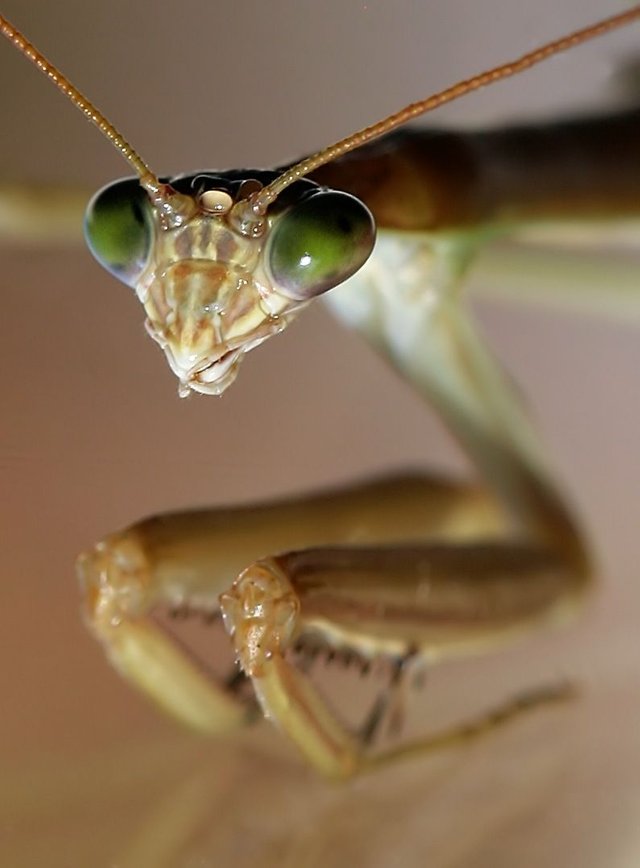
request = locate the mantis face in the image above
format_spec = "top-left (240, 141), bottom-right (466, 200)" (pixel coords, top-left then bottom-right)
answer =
top-left (85, 171), bottom-right (375, 395)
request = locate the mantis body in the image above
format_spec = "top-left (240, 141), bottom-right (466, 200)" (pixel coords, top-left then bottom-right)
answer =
top-left (2, 8), bottom-right (639, 779)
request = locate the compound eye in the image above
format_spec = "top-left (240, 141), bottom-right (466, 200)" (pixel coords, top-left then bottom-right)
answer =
top-left (267, 191), bottom-right (375, 301)
top-left (84, 178), bottom-right (152, 288)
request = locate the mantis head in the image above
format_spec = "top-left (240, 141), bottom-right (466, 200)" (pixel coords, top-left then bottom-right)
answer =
top-left (84, 171), bottom-right (374, 395)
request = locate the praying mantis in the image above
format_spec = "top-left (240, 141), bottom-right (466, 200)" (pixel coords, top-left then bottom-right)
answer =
top-left (2, 6), bottom-right (640, 782)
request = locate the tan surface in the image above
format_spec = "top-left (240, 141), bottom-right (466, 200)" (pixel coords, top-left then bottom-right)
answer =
top-left (1, 3), bottom-right (640, 866)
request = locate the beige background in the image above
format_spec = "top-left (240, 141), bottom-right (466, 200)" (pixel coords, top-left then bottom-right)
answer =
top-left (1, 2), bottom-right (640, 866)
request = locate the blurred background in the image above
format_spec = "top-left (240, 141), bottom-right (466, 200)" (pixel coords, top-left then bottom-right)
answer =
top-left (1, 2), bottom-right (640, 866)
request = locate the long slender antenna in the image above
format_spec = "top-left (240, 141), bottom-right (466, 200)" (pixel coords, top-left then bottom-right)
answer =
top-left (0, 14), bottom-right (160, 194)
top-left (249, 6), bottom-right (640, 215)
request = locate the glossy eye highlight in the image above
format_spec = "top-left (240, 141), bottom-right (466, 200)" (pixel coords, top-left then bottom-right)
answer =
top-left (267, 191), bottom-right (375, 300)
top-left (84, 178), bottom-right (152, 288)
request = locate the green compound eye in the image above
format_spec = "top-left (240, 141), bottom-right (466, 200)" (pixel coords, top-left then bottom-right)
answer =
top-left (267, 191), bottom-right (375, 301)
top-left (84, 178), bottom-right (152, 288)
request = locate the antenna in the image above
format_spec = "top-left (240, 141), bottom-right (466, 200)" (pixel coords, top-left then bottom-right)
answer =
top-left (0, 15), bottom-right (163, 192)
top-left (248, 6), bottom-right (640, 216)
top-left (0, 14), bottom-right (197, 225)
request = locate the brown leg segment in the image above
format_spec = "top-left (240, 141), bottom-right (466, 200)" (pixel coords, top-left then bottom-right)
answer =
top-left (78, 474), bottom-right (504, 735)
top-left (220, 541), bottom-right (583, 779)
